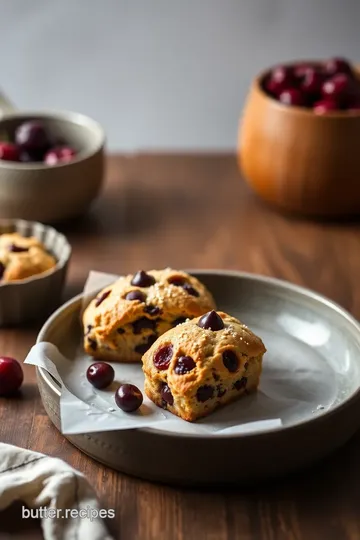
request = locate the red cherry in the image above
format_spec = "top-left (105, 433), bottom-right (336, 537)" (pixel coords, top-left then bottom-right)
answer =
top-left (324, 57), bottom-right (353, 77)
top-left (86, 362), bottom-right (114, 389)
top-left (0, 357), bottom-right (24, 396)
top-left (294, 63), bottom-right (318, 79)
top-left (313, 100), bottom-right (339, 114)
top-left (267, 65), bottom-right (297, 97)
top-left (44, 146), bottom-right (76, 165)
top-left (0, 142), bottom-right (20, 162)
top-left (279, 88), bottom-right (306, 107)
top-left (301, 68), bottom-right (324, 97)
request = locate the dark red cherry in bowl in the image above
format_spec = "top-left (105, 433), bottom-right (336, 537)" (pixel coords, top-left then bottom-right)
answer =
top-left (301, 69), bottom-right (324, 97)
top-left (322, 74), bottom-right (355, 103)
top-left (313, 100), bottom-right (339, 114)
top-left (86, 362), bottom-right (115, 389)
top-left (0, 142), bottom-right (20, 162)
top-left (324, 57), bottom-right (353, 77)
top-left (279, 88), bottom-right (306, 107)
top-left (266, 65), bottom-right (296, 96)
top-left (0, 357), bottom-right (24, 396)
top-left (15, 121), bottom-right (52, 157)
top-left (44, 146), bottom-right (76, 165)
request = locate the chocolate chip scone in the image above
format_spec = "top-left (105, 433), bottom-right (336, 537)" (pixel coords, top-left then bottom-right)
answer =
top-left (83, 269), bottom-right (216, 362)
top-left (142, 310), bottom-right (266, 422)
top-left (0, 233), bottom-right (56, 282)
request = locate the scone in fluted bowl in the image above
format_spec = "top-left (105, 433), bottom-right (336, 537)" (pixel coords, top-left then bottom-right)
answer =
top-left (0, 220), bottom-right (71, 325)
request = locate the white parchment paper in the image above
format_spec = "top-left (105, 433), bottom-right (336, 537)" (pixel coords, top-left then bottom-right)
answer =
top-left (25, 271), bottom-right (340, 437)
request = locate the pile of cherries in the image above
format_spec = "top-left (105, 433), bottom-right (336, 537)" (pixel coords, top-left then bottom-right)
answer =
top-left (0, 120), bottom-right (77, 164)
top-left (86, 362), bottom-right (143, 412)
top-left (262, 57), bottom-right (360, 114)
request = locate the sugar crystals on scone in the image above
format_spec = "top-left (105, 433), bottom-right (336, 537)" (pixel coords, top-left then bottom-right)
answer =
top-left (83, 268), bottom-right (216, 362)
top-left (142, 310), bottom-right (266, 421)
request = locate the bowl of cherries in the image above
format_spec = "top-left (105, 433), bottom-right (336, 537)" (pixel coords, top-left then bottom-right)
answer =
top-left (239, 57), bottom-right (360, 217)
top-left (0, 101), bottom-right (105, 223)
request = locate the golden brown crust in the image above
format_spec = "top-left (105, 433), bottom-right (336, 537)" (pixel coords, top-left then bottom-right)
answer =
top-left (142, 311), bottom-right (266, 422)
top-left (0, 233), bottom-right (56, 282)
top-left (83, 268), bottom-right (216, 362)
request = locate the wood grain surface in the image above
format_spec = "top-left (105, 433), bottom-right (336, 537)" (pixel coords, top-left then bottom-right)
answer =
top-left (1, 154), bottom-right (360, 540)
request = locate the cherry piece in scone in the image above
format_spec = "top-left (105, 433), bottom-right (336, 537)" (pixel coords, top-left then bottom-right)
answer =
top-left (324, 57), bottom-right (353, 77)
top-left (0, 142), bottom-right (19, 162)
top-left (313, 100), bottom-right (339, 114)
top-left (160, 383), bottom-right (174, 406)
top-left (0, 357), bottom-right (24, 396)
top-left (86, 362), bottom-right (115, 389)
top-left (15, 121), bottom-right (52, 157)
top-left (279, 88), bottom-right (306, 107)
top-left (198, 310), bottom-right (224, 331)
top-left (154, 344), bottom-right (173, 370)
top-left (115, 383), bottom-right (143, 412)
top-left (44, 146), bottom-right (76, 165)
top-left (131, 270), bottom-right (155, 288)
top-left (174, 355), bottom-right (196, 375)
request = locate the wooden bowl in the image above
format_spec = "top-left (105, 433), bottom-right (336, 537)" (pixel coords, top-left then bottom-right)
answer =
top-left (0, 107), bottom-right (105, 223)
top-left (238, 69), bottom-right (360, 217)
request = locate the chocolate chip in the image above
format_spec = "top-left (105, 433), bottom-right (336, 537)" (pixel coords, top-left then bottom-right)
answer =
top-left (168, 276), bottom-right (199, 298)
top-left (212, 370), bottom-right (220, 381)
top-left (131, 270), bottom-right (155, 288)
top-left (117, 328), bottom-right (125, 334)
top-left (161, 383), bottom-right (174, 405)
top-left (154, 344), bottom-right (173, 370)
top-left (182, 283), bottom-right (199, 297)
top-left (234, 377), bottom-right (247, 391)
top-left (173, 317), bottom-right (187, 327)
top-left (217, 385), bottom-right (226, 398)
top-left (85, 324), bottom-right (93, 336)
top-left (144, 304), bottom-right (161, 316)
top-left (95, 290), bottom-right (111, 307)
top-left (0, 262), bottom-right (5, 280)
top-left (198, 311), bottom-right (224, 331)
top-left (88, 338), bottom-right (97, 351)
top-left (222, 350), bottom-right (239, 373)
top-left (135, 335), bottom-right (157, 354)
top-left (126, 290), bottom-right (146, 302)
top-left (9, 244), bottom-right (28, 253)
top-left (174, 355), bottom-right (196, 375)
top-left (132, 317), bottom-right (157, 334)
top-left (196, 385), bottom-right (214, 402)
top-left (244, 362), bottom-right (249, 371)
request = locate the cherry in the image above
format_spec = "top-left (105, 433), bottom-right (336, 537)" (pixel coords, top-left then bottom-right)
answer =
top-left (44, 146), bottom-right (76, 165)
top-left (322, 74), bottom-right (355, 103)
top-left (313, 100), bottom-right (339, 114)
top-left (294, 63), bottom-right (318, 79)
top-left (198, 310), bottom-right (224, 331)
top-left (86, 362), bottom-right (114, 389)
top-left (279, 88), bottom-right (306, 107)
top-left (222, 350), bottom-right (239, 373)
top-left (174, 355), bottom-right (196, 375)
top-left (115, 384), bottom-right (143, 412)
top-left (266, 66), bottom-right (297, 97)
top-left (160, 383), bottom-right (174, 406)
top-left (196, 385), bottom-right (214, 402)
top-left (0, 142), bottom-right (19, 162)
top-left (301, 69), bottom-right (324, 98)
top-left (15, 121), bottom-right (52, 158)
top-left (0, 357), bottom-right (24, 396)
top-left (324, 57), bottom-right (353, 77)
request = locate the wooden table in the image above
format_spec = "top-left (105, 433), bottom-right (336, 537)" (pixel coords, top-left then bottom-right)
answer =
top-left (1, 154), bottom-right (360, 539)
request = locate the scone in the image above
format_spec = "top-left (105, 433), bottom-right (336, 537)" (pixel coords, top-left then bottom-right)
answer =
top-left (142, 310), bottom-right (266, 422)
top-left (83, 268), bottom-right (216, 362)
top-left (0, 233), bottom-right (56, 282)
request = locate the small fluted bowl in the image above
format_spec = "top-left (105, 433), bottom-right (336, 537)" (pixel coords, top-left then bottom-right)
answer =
top-left (0, 219), bottom-right (71, 326)
top-left (0, 110), bottom-right (105, 223)
top-left (238, 66), bottom-right (360, 217)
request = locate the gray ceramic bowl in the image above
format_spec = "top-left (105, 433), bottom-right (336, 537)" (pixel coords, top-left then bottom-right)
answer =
top-left (0, 219), bottom-right (71, 326)
top-left (0, 93), bottom-right (105, 223)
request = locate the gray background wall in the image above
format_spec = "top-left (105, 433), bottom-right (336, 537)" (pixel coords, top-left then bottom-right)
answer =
top-left (2, 0), bottom-right (360, 151)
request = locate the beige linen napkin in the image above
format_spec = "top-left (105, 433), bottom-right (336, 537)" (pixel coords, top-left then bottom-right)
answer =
top-left (0, 442), bottom-right (113, 540)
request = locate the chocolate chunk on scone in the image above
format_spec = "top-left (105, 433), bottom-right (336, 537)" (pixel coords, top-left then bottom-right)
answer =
top-left (0, 233), bottom-right (56, 282)
top-left (83, 268), bottom-right (216, 362)
top-left (142, 311), bottom-right (266, 422)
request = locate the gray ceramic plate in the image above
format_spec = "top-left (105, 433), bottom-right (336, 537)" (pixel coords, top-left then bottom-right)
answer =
top-left (36, 270), bottom-right (360, 485)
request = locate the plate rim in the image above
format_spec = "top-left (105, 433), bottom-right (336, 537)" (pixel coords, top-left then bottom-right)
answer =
top-left (36, 269), bottom-right (360, 440)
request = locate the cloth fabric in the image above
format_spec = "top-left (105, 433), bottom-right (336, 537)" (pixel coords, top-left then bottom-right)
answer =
top-left (0, 442), bottom-right (113, 540)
